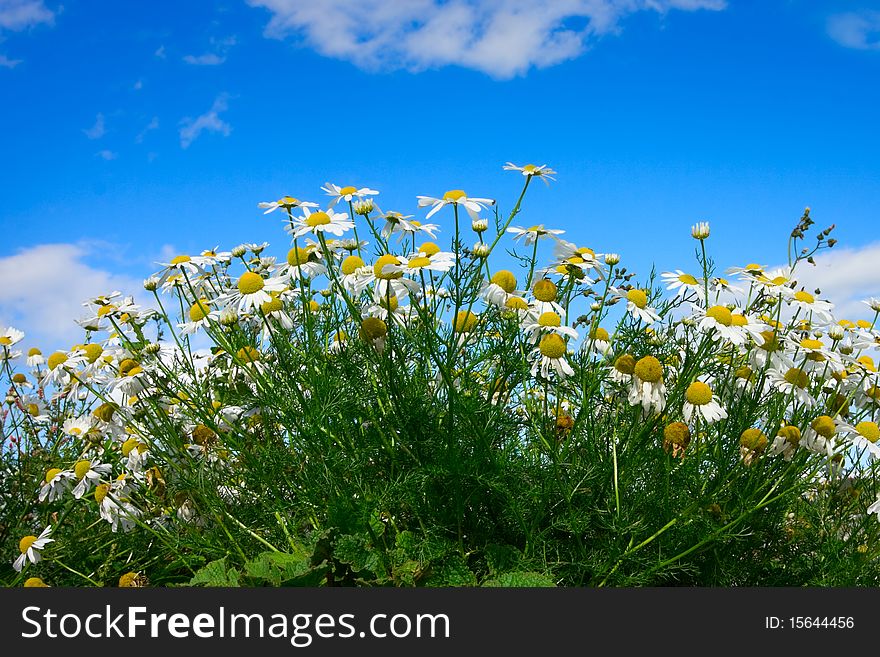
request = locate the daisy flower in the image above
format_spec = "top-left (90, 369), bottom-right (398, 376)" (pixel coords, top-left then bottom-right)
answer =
top-left (503, 162), bottom-right (557, 185)
top-left (0, 325), bottom-right (24, 350)
top-left (766, 365), bottom-right (816, 408)
top-left (378, 211), bottom-right (416, 239)
top-left (219, 271), bottom-right (289, 314)
top-left (178, 297), bottom-right (217, 335)
top-left (584, 326), bottom-right (612, 356)
top-left (627, 356), bottom-right (667, 415)
top-left (41, 350), bottom-right (86, 387)
top-left (787, 335), bottom-right (842, 372)
top-left (693, 305), bottom-right (756, 346)
top-left (389, 247), bottom-right (456, 278)
top-left (417, 189), bottom-right (494, 221)
top-left (481, 269), bottom-right (522, 308)
top-left (530, 278), bottom-right (565, 316)
top-left (338, 254), bottom-right (375, 296)
top-left (321, 183), bottom-right (379, 208)
top-left (661, 271), bottom-right (704, 301)
top-left (531, 333), bottom-right (574, 379)
top-left (391, 218), bottom-right (441, 243)
top-left (72, 459), bottom-right (113, 499)
top-left (95, 482), bottom-right (142, 533)
top-left (788, 289), bottom-right (834, 323)
top-left (522, 311), bottom-right (579, 344)
top-left (372, 254), bottom-right (420, 300)
top-left (840, 420), bottom-right (880, 459)
top-left (864, 298), bottom-right (880, 314)
top-left (691, 222), bottom-right (710, 240)
top-left (800, 415), bottom-right (839, 457)
top-left (613, 287), bottom-right (661, 325)
top-left (708, 277), bottom-right (743, 297)
top-left (13, 525), bottom-right (54, 572)
top-left (768, 425), bottom-right (802, 461)
top-left (26, 347), bottom-right (45, 367)
top-left (38, 467), bottom-right (73, 503)
top-left (284, 244), bottom-right (327, 280)
top-left (682, 381), bottom-right (728, 425)
top-left (286, 207), bottom-right (354, 240)
top-left (257, 196), bottom-right (318, 214)
top-left (608, 353), bottom-right (636, 384)
top-left (507, 224), bottom-right (565, 246)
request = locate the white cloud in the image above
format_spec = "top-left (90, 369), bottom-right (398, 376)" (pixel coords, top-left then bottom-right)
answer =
top-left (135, 116), bottom-right (159, 143)
top-left (828, 11), bottom-right (880, 51)
top-left (0, 243), bottom-right (144, 351)
top-left (133, 78), bottom-right (143, 90)
top-left (780, 242), bottom-right (880, 321)
top-left (0, 53), bottom-right (21, 67)
top-left (83, 112), bottom-right (106, 139)
top-left (183, 52), bottom-right (226, 65)
top-left (96, 149), bottom-right (117, 160)
top-left (0, 0), bottom-right (54, 31)
top-left (154, 44), bottom-right (166, 58)
top-left (179, 94), bottom-right (232, 149)
top-left (247, 0), bottom-right (726, 78)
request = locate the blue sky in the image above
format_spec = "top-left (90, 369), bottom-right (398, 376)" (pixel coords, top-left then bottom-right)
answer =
top-left (2, 0), bottom-right (880, 349)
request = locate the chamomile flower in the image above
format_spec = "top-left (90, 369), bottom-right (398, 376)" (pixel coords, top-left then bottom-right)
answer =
top-left (584, 326), bottom-right (612, 356)
top-left (608, 353), bottom-right (636, 384)
top-left (286, 206), bottom-right (355, 240)
top-left (71, 459), bottom-right (112, 499)
top-left (26, 347), bottom-right (45, 367)
top-left (394, 219), bottom-right (441, 243)
top-left (682, 381), bottom-right (728, 425)
top-left (801, 415), bottom-right (839, 457)
top-left (788, 289), bottom-right (834, 323)
top-left (661, 271), bottom-right (704, 300)
top-left (372, 254), bottom-right (420, 299)
top-left (507, 224), bottom-right (565, 246)
top-left (522, 311), bottom-right (579, 344)
top-left (321, 183), bottom-right (379, 208)
top-left (378, 211), bottom-right (416, 239)
top-left (530, 278), bottom-right (565, 316)
top-left (0, 325), bottom-right (24, 350)
top-left (531, 333), bottom-right (574, 379)
top-left (178, 298), bottom-right (217, 335)
top-left (766, 365), bottom-right (816, 408)
top-left (218, 271), bottom-right (289, 314)
top-left (768, 425), bottom-right (802, 461)
top-left (13, 525), bottom-right (54, 572)
top-left (613, 287), bottom-right (661, 325)
top-left (258, 196), bottom-right (318, 214)
top-left (694, 305), bottom-right (757, 346)
top-left (628, 356), bottom-right (667, 415)
top-left (417, 190), bottom-right (494, 221)
top-left (840, 420), bottom-right (880, 459)
top-left (481, 270), bottom-right (522, 308)
top-left (389, 248), bottom-right (456, 277)
top-left (503, 162), bottom-right (557, 185)
top-left (38, 467), bottom-right (73, 503)
top-left (95, 481), bottom-right (142, 533)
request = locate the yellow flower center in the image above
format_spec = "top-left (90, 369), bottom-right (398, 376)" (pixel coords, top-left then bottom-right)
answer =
top-left (589, 327), bottom-right (610, 341)
top-left (857, 356), bottom-right (876, 372)
top-left (740, 428), bottom-right (768, 451)
top-left (539, 333), bottom-right (567, 359)
top-left (626, 289), bottom-right (648, 309)
top-left (678, 273), bottom-right (698, 285)
top-left (121, 437), bottom-right (139, 457)
top-left (731, 314), bottom-right (748, 327)
top-left (856, 319), bottom-right (872, 329)
top-left (93, 403), bottom-right (116, 422)
top-left (236, 346), bottom-right (261, 363)
top-left (745, 263), bottom-right (763, 271)
top-left (261, 296), bottom-right (283, 314)
top-left (491, 270), bottom-right (517, 294)
top-left (44, 468), bottom-right (62, 484)
top-left (685, 381), bottom-right (713, 405)
top-left (533, 279), bottom-right (557, 302)
top-left (778, 425), bottom-right (801, 445)
top-left (74, 459), bottom-right (91, 480)
top-left (783, 367), bottom-right (809, 389)
top-left (505, 296), bottom-right (528, 310)
top-left (95, 483), bottom-right (110, 504)
top-left (47, 351), bottom-right (68, 370)
top-left (634, 356), bottom-right (663, 383)
top-left (12, 373), bottom-right (26, 384)
top-left (758, 331), bottom-right (780, 352)
top-left (856, 421), bottom-right (880, 443)
top-left (341, 254), bottom-right (365, 275)
top-left (279, 196), bottom-right (299, 205)
top-left (237, 272), bottom-right (265, 295)
top-left (614, 354), bottom-right (636, 375)
top-left (453, 310), bottom-right (479, 333)
top-left (664, 422), bottom-right (691, 447)
top-left (522, 164), bottom-right (538, 173)
top-left (287, 246), bottom-right (313, 267)
top-left (538, 311), bottom-right (561, 328)
top-left (28, 347), bottom-right (42, 357)
top-left (119, 359), bottom-right (142, 377)
top-left (118, 572), bottom-right (141, 588)
top-left (811, 415), bottom-right (837, 439)
top-left (867, 385), bottom-right (880, 401)
top-left (24, 577), bottom-right (48, 587)
top-left (360, 317), bottom-right (388, 340)
top-left (419, 242), bottom-right (441, 256)
top-left (305, 211), bottom-right (332, 227)
top-left (189, 299), bottom-right (211, 322)
top-left (443, 189), bottom-right (466, 202)
top-left (374, 254), bottom-right (402, 280)
top-left (735, 365), bottom-right (753, 381)
top-left (379, 294), bottom-right (399, 312)
top-left (170, 255), bottom-right (191, 265)
top-left (338, 186), bottom-right (357, 195)
top-left (706, 305), bottom-right (732, 326)
top-left (407, 256), bottom-right (432, 269)
top-left (19, 535), bottom-right (37, 554)
top-left (794, 290), bottom-right (815, 304)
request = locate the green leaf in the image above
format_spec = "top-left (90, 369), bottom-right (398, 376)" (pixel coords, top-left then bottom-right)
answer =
top-left (189, 557), bottom-right (240, 587)
top-left (482, 571), bottom-right (557, 587)
top-left (423, 554), bottom-right (476, 587)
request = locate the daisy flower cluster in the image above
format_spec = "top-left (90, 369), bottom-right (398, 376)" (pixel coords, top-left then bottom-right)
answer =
top-left (3, 163), bottom-right (880, 587)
